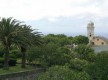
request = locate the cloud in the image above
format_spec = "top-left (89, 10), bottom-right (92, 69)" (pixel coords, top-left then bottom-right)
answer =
top-left (0, 0), bottom-right (108, 21)
top-left (1, 0), bottom-right (108, 36)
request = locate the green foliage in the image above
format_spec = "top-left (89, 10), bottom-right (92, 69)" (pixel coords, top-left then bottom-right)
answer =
top-left (48, 47), bottom-right (71, 66)
top-left (9, 50), bottom-right (21, 59)
top-left (73, 44), bottom-right (95, 61)
top-left (0, 49), bottom-right (18, 68)
top-left (72, 35), bottom-right (89, 44)
top-left (40, 43), bottom-right (59, 67)
top-left (55, 34), bottom-right (67, 38)
top-left (86, 51), bottom-right (108, 80)
top-left (0, 44), bottom-right (4, 57)
top-left (0, 58), bottom-right (4, 66)
top-left (27, 43), bottom-right (72, 67)
top-left (27, 46), bottom-right (44, 64)
top-left (0, 51), bottom-right (3, 57)
top-left (9, 54), bottom-right (16, 59)
top-left (43, 34), bottom-right (71, 46)
top-left (27, 43), bottom-right (59, 67)
top-left (0, 17), bottom-right (42, 69)
top-left (0, 17), bottom-right (23, 69)
top-left (69, 58), bottom-right (88, 71)
top-left (9, 58), bottom-right (17, 66)
top-left (38, 65), bottom-right (90, 80)
top-left (26, 34), bottom-right (73, 67)
top-left (57, 47), bottom-right (71, 55)
top-left (0, 45), bottom-right (3, 51)
top-left (0, 58), bottom-right (17, 68)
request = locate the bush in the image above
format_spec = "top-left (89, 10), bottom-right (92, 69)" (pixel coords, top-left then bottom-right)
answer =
top-left (73, 44), bottom-right (95, 61)
top-left (72, 35), bottom-right (89, 45)
top-left (9, 53), bottom-right (16, 59)
top-left (0, 58), bottom-right (4, 64)
top-left (0, 58), bottom-right (17, 68)
top-left (0, 46), bottom-right (4, 57)
top-left (10, 50), bottom-right (21, 59)
top-left (0, 51), bottom-right (3, 57)
top-left (0, 58), bottom-right (4, 68)
top-left (9, 58), bottom-right (17, 66)
top-left (38, 65), bottom-right (90, 80)
top-left (86, 52), bottom-right (108, 80)
top-left (47, 47), bottom-right (71, 66)
top-left (69, 58), bottom-right (88, 71)
top-left (0, 64), bottom-right (3, 68)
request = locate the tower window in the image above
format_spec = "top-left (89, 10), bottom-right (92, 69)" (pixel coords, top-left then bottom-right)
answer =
top-left (92, 42), bottom-right (94, 45)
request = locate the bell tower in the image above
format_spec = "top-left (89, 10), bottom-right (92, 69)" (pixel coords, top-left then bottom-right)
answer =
top-left (87, 21), bottom-right (94, 45)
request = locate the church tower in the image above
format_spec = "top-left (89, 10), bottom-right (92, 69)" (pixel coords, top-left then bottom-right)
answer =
top-left (87, 21), bottom-right (94, 45)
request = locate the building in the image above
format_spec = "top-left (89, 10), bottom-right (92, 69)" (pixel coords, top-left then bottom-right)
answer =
top-left (87, 21), bottom-right (108, 46)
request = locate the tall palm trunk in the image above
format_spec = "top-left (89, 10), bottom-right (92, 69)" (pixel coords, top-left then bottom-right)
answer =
top-left (3, 45), bottom-right (9, 70)
top-left (21, 46), bottom-right (26, 68)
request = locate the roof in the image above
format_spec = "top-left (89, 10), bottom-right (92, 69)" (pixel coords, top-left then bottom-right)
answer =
top-left (94, 36), bottom-right (108, 43)
top-left (89, 21), bottom-right (94, 25)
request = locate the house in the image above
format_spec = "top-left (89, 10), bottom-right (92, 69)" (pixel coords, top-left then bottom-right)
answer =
top-left (87, 21), bottom-right (108, 46)
top-left (92, 36), bottom-right (108, 46)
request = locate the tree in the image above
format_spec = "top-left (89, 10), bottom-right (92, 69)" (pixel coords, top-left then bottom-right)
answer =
top-left (0, 17), bottom-right (42, 69)
top-left (38, 65), bottom-right (90, 80)
top-left (69, 58), bottom-right (88, 71)
top-left (72, 35), bottom-right (89, 44)
top-left (43, 34), bottom-right (71, 46)
top-left (13, 25), bottom-right (42, 68)
top-left (86, 51), bottom-right (108, 80)
top-left (0, 17), bottom-right (22, 69)
top-left (26, 43), bottom-right (72, 68)
top-left (27, 46), bottom-right (43, 64)
top-left (40, 42), bottom-right (59, 67)
top-left (73, 44), bottom-right (95, 61)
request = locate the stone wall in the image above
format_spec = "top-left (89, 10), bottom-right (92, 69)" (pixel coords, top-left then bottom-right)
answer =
top-left (0, 68), bottom-right (44, 80)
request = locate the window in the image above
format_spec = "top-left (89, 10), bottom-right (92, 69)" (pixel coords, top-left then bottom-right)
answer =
top-left (101, 42), bottom-right (104, 45)
top-left (92, 42), bottom-right (94, 45)
top-left (97, 39), bottom-right (99, 41)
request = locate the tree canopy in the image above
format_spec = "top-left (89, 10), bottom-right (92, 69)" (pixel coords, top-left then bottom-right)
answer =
top-left (0, 17), bottom-right (42, 69)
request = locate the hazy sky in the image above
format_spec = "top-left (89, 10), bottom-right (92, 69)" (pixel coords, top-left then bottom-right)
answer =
top-left (0, 0), bottom-right (108, 36)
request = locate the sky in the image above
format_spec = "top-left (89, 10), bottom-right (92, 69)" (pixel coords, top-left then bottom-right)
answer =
top-left (0, 0), bottom-right (108, 37)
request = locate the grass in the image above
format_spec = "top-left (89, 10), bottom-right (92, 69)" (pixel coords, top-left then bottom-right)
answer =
top-left (0, 64), bottom-right (36, 74)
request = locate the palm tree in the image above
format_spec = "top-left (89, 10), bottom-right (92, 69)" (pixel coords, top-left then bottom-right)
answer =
top-left (12, 25), bottom-right (42, 68)
top-left (0, 17), bottom-right (42, 69)
top-left (0, 17), bottom-right (22, 69)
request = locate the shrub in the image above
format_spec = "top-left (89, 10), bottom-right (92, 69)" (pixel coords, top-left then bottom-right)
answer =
top-left (86, 52), bottom-right (108, 80)
top-left (73, 44), bottom-right (95, 62)
top-left (0, 58), bottom-right (17, 67)
top-left (0, 64), bottom-right (3, 68)
top-left (38, 65), bottom-right (90, 80)
top-left (0, 51), bottom-right (3, 57)
top-left (0, 58), bottom-right (4, 64)
top-left (69, 58), bottom-right (88, 71)
top-left (0, 58), bottom-right (4, 68)
top-left (10, 50), bottom-right (21, 59)
top-left (9, 58), bottom-right (17, 66)
top-left (0, 45), bottom-right (4, 57)
top-left (9, 53), bottom-right (16, 59)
